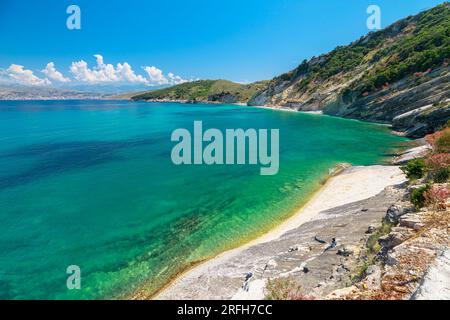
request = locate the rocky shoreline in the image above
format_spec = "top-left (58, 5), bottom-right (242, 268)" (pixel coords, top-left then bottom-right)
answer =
top-left (145, 135), bottom-right (449, 300)
top-left (149, 166), bottom-right (408, 300)
top-left (328, 190), bottom-right (449, 300)
top-left (139, 98), bottom-right (247, 106)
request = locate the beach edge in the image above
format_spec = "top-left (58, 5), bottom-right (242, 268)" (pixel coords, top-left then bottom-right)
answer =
top-left (137, 163), bottom-right (407, 300)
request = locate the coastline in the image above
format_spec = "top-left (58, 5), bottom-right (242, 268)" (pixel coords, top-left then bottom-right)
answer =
top-left (144, 164), bottom-right (406, 300)
top-left (131, 165), bottom-right (335, 300)
top-left (130, 103), bottom-right (415, 300)
top-left (250, 104), bottom-right (323, 115)
top-left (135, 98), bottom-right (249, 106)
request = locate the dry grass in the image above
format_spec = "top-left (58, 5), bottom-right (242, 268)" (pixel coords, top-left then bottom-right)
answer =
top-left (264, 277), bottom-right (315, 300)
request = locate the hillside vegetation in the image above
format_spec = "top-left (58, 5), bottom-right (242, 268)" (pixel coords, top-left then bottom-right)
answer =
top-left (132, 80), bottom-right (268, 104)
top-left (248, 2), bottom-right (450, 137)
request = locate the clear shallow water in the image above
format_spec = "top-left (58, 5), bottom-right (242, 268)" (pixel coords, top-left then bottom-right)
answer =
top-left (0, 100), bottom-right (407, 299)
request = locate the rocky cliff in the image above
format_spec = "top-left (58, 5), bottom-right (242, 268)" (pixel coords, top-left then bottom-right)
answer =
top-left (248, 3), bottom-right (450, 138)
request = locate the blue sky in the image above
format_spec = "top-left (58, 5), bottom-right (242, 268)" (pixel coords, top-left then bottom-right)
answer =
top-left (0, 0), bottom-right (446, 89)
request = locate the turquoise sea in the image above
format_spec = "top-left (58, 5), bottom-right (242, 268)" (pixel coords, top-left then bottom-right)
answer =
top-left (0, 100), bottom-right (407, 299)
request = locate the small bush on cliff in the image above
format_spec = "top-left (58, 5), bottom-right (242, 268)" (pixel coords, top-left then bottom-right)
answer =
top-left (426, 153), bottom-right (450, 182)
top-left (402, 159), bottom-right (426, 180)
top-left (433, 168), bottom-right (450, 183)
top-left (366, 221), bottom-right (392, 255)
top-left (424, 185), bottom-right (450, 211)
top-left (434, 129), bottom-right (450, 154)
top-left (352, 219), bottom-right (392, 282)
top-left (411, 185), bottom-right (430, 208)
top-left (425, 128), bottom-right (450, 182)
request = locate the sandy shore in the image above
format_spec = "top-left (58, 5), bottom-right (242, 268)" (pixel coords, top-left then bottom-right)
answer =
top-left (249, 104), bottom-right (323, 114)
top-left (154, 165), bottom-right (406, 300)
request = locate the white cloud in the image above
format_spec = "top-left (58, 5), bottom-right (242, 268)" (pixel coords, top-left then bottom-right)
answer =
top-left (143, 66), bottom-right (168, 85)
top-left (144, 66), bottom-right (188, 86)
top-left (94, 54), bottom-right (104, 66)
top-left (70, 54), bottom-right (149, 85)
top-left (42, 62), bottom-right (70, 82)
top-left (117, 62), bottom-right (149, 84)
top-left (70, 56), bottom-right (189, 86)
top-left (70, 56), bottom-right (118, 83)
top-left (168, 72), bottom-right (188, 85)
top-left (70, 60), bottom-right (96, 83)
top-left (1, 64), bottom-right (51, 86)
top-left (0, 55), bottom-right (190, 88)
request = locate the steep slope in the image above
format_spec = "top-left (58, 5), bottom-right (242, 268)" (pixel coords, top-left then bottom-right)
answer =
top-left (131, 80), bottom-right (268, 104)
top-left (248, 2), bottom-right (450, 137)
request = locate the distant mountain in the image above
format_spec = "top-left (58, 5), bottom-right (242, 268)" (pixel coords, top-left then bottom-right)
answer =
top-left (131, 80), bottom-right (269, 104)
top-left (0, 86), bottom-right (108, 100)
top-left (0, 82), bottom-right (166, 100)
top-left (248, 2), bottom-right (450, 137)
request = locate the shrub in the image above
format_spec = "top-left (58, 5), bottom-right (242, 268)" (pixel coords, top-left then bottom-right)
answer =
top-left (426, 153), bottom-right (450, 183)
top-left (402, 159), bottom-right (426, 180)
top-left (433, 168), bottom-right (450, 183)
top-left (366, 221), bottom-right (392, 255)
top-left (411, 185), bottom-right (430, 208)
top-left (265, 277), bottom-right (313, 300)
top-left (434, 129), bottom-right (450, 154)
top-left (424, 128), bottom-right (450, 183)
top-left (424, 185), bottom-right (449, 211)
top-left (426, 128), bottom-right (450, 153)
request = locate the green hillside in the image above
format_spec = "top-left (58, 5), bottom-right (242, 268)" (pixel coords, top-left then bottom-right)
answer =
top-left (132, 80), bottom-right (268, 103)
top-left (251, 2), bottom-right (449, 102)
top-left (248, 2), bottom-right (450, 137)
